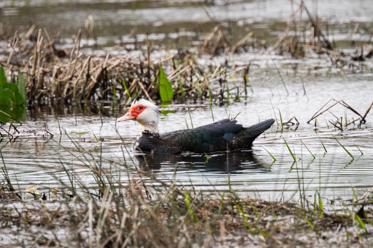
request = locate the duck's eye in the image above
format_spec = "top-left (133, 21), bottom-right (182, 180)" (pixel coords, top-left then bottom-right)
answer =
top-left (137, 106), bottom-right (144, 111)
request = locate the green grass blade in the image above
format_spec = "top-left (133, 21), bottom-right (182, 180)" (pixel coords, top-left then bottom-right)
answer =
top-left (354, 213), bottom-right (367, 233)
top-left (284, 138), bottom-right (297, 161)
top-left (264, 147), bottom-right (277, 163)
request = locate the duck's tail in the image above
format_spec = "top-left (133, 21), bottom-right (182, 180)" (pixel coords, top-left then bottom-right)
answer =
top-left (234, 119), bottom-right (275, 149)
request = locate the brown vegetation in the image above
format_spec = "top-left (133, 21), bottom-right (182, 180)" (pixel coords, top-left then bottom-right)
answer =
top-left (0, 181), bottom-right (371, 247)
top-left (3, 26), bottom-right (246, 106)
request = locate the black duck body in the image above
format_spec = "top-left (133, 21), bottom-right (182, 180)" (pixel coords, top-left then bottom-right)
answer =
top-left (135, 118), bottom-right (275, 154)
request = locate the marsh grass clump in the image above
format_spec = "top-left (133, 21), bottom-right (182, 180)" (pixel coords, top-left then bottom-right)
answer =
top-left (269, 0), bottom-right (373, 72)
top-left (272, 0), bottom-right (333, 58)
top-left (3, 27), bottom-right (246, 107)
top-left (0, 175), bottom-right (371, 247)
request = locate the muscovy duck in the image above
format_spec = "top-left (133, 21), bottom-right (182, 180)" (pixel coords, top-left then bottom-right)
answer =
top-left (117, 100), bottom-right (274, 154)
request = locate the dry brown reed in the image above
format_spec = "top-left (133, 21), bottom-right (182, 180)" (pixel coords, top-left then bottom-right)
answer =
top-left (3, 27), bottom-right (242, 106)
top-left (200, 24), bottom-right (230, 55)
top-left (200, 24), bottom-right (265, 55)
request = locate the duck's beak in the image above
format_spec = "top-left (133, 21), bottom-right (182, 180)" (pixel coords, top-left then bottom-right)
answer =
top-left (117, 111), bottom-right (135, 122)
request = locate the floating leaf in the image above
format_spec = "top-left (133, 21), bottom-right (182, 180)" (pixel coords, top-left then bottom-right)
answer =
top-left (158, 66), bottom-right (173, 104)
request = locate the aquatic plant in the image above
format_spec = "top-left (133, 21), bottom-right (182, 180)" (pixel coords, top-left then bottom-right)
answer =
top-left (0, 66), bottom-right (26, 123)
top-left (158, 66), bottom-right (174, 104)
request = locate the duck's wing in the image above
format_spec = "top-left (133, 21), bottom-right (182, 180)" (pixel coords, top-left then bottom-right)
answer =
top-left (160, 119), bottom-right (244, 153)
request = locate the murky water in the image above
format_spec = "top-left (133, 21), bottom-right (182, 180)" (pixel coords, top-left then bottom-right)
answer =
top-left (1, 0), bottom-right (373, 205)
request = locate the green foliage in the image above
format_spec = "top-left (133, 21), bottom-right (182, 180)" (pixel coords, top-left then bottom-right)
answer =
top-left (158, 66), bottom-right (174, 104)
top-left (283, 138), bottom-right (297, 161)
top-left (0, 66), bottom-right (7, 84)
top-left (313, 191), bottom-right (324, 218)
top-left (354, 213), bottom-right (367, 233)
top-left (0, 66), bottom-right (26, 123)
top-left (184, 191), bottom-right (198, 223)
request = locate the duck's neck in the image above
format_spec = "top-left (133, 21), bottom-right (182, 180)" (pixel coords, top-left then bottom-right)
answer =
top-left (140, 122), bottom-right (158, 134)
top-left (136, 109), bottom-right (159, 133)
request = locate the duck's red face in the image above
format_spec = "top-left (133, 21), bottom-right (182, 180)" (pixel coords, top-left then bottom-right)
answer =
top-left (117, 99), bottom-right (160, 132)
top-left (117, 103), bottom-right (146, 121)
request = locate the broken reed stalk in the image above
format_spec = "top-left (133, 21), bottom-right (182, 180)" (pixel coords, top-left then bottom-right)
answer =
top-left (339, 100), bottom-right (366, 123)
top-left (307, 98), bottom-right (339, 124)
top-left (335, 137), bottom-right (355, 161)
top-left (308, 98), bottom-right (372, 127)
top-left (329, 120), bottom-right (343, 131)
top-left (283, 116), bottom-right (300, 130)
top-left (360, 100), bottom-right (373, 125)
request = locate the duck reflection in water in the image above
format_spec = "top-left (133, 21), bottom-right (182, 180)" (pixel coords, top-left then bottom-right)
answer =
top-left (134, 150), bottom-right (267, 173)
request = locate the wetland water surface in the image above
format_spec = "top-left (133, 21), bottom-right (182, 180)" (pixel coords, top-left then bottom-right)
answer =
top-left (2, 74), bottom-right (373, 204)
